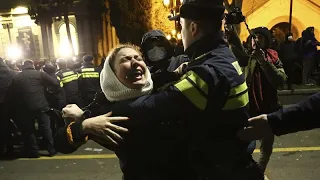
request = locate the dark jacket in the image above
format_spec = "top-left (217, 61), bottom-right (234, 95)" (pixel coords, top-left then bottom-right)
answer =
top-left (10, 64), bottom-right (59, 111)
top-left (279, 36), bottom-right (296, 62)
top-left (0, 60), bottom-right (17, 103)
top-left (268, 92), bottom-right (320, 136)
top-left (76, 62), bottom-right (101, 96)
top-left (43, 64), bottom-right (66, 110)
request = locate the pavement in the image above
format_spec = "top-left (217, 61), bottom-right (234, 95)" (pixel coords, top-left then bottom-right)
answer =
top-left (1, 128), bottom-right (320, 180)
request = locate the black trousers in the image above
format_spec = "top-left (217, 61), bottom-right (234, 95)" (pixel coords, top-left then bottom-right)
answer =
top-left (0, 103), bottom-right (13, 155)
top-left (16, 108), bottom-right (55, 154)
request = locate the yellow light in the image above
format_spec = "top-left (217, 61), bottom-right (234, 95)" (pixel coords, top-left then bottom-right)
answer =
top-left (12, 6), bottom-right (28, 14)
top-left (7, 45), bottom-right (22, 60)
top-left (171, 29), bottom-right (177, 36)
top-left (177, 33), bottom-right (182, 40)
top-left (166, 34), bottom-right (172, 40)
top-left (163, 0), bottom-right (170, 7)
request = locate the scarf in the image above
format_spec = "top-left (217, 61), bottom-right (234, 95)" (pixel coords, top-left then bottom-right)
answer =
top-left (100, 59), bottom-right (153, 102)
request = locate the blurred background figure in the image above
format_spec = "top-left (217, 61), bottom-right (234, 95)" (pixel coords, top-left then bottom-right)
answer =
top-left (279, 32), bottom-right (297, 90)
top-left (76, 54), bottom-right (101, 107)
top-left (0, 58), bottom-right (17, 157)
top-left (56, 58), bottom-right (81, 106)
top-left (9, 60), bottom-right (59, 158)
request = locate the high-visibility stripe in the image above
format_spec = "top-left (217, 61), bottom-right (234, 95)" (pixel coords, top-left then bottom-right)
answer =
top-left (228, 82), bottom-right (247, 97)
top-left (56, 76), bottom-right (63, 87)
top-left (61, 74), bottom-right (78, 83)
top-left (174, 71), bottom-right (208, 110)
top-left (81, 68), bottom-right (95, 72)
top-left (81, 72), bottom-right (99, 78)
top-left (62, 71), bottom-right (74, 77)
top-left (232, 61), bottom-right (243, 75)
top-left (223, 82), bottom-right (249, 110)
top-left (186, 71), bottom-right (208, 95)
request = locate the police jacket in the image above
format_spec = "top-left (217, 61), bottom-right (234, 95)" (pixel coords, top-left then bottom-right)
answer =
top-left (56, 68), bottom-right (79, 97)
top-left (0, 60), bottom-right (17, 103)
top-left (76, 63), bottom-right (101, 96)
top-left (10, 64), bottom-right (59, 111)
top-left (268, 92), bottom-right (320, 136)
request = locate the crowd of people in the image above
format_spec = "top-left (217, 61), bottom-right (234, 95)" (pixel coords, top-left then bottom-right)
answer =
top-left (0, 0), bottom-right (320, 179)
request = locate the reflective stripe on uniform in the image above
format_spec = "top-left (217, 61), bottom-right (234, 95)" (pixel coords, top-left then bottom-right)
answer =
top-left (61, 74), bottom-right (78, 84)
top-left (80, 72), bottom-right (100, 78)
top-left (57, 76), bottom-right (63, 87)
top-left (174, 71), bottom-right (208, 110)
top-left (62, 71), bottom-right (74, 77)
top-left (222, 82), bottom-right (249, 110)
top-left (81, 68), bottom-right (95, 72)
top-left (232, 61), bottom-right (243, 75)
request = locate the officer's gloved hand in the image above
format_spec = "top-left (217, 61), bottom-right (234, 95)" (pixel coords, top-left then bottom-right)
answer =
top-left (62, 104), bottom-right (84, 121)
top-left (174, 62), bottom-right (188, 76)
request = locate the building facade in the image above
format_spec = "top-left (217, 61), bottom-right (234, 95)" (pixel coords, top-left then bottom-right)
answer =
top-left (240, 0), bottom-right (320, 43)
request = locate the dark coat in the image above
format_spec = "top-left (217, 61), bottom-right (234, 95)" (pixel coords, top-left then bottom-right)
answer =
top-left (0, 60), bottom-right (17, 103)
top-left (10, 64), bottom-right (59, 111)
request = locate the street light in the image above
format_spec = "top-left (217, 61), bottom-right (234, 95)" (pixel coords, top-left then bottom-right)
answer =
top-left (163, 0), bottom-right (181, 40)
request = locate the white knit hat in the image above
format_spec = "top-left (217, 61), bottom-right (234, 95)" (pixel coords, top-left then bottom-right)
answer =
top-left (100, 58), bottom-right (153, 102)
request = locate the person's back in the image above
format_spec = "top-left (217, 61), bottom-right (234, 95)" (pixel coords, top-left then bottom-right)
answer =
top-left (13, 61), bottom-right (54, 111)
top-left (55, 58), bottom-right (80, 105)
top-left (77, 55), bottom-right (101, 107)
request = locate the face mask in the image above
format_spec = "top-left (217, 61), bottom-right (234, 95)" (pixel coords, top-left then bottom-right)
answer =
top-left (147, 46), bottom-right (167, 62)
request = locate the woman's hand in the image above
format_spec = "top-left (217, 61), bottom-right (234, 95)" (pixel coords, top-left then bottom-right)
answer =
top-left (62, 104), bottom-right (84, 120)
top-left (82, 112), bottom-right (129, 148)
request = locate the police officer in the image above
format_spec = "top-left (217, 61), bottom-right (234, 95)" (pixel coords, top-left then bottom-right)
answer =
top-left (77, 54), bottom-right (101, 107)
top-left (56, 58), bottom-right (80, 106)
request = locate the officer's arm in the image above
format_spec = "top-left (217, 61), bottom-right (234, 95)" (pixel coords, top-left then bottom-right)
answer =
top-left (267, 92), bottom-right (320, 136)
top-left (111, 67), bottom-right (218, 125)
top-left (41, 72), bottom-right (60, 88)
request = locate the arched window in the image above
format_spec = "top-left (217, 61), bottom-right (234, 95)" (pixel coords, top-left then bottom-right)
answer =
top-left (58, 23), bottom-right (78, 57)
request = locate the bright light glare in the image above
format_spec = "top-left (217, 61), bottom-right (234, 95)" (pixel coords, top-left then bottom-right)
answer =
top-left (12, 7), bottom-right (28, 14)
top-left (72, 56), bottom-right (77, 61)
top-left (163, 0), bottom-right (170, 7)
top-left (7, 46), bottom-right (22, 60)
top-left (59, 39), bottom-right (72, 58)
top-left (172, 29), bottom-right (177, 36)
top-left (166, 34), bottom-right (172, 40)
top-left (177, 33), bottom-right (182, 40)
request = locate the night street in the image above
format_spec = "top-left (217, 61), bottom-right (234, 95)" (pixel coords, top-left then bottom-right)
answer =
top-left (0, 128), bottom-right (320, 180)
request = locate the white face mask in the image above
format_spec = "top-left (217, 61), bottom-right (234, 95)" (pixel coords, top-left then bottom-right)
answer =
top-left (147, 46), bottom-right (167, 62)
